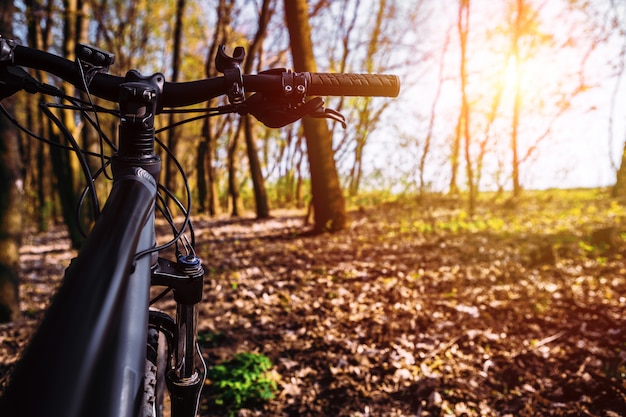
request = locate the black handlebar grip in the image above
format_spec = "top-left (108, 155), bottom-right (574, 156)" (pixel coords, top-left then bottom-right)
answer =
top-left (308, 73), bottom-right (400, 97)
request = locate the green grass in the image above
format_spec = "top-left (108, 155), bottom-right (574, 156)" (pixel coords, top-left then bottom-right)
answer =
top-left (206, 352), bottom-right (279, 416)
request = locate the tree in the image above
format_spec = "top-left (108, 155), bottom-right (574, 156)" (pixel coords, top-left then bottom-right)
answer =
top-left (316, 0), bottom-right (419, 197)
top-left (457, 0), bottom-right (476, 214)
top-left (440, 0), bottom-right (593, 200)
top-left (23, 0), bottom-right (54, 231)
top-left (501, 0), bottom-right (590, 197)
top-left (91, 0), bottom-right (155, 71)
top-left (164, 0), bottom-right (187, 201)
top-left (227, 120), bottom-right (243, 217)
top-left (242, 0), bottom-right (273, 219)
top-left (509, 0), bottom-right (523, 198)
top-left (346, 0), bottom-right (391, 197)
top-left (0, 0), bottom-right (23, 322)
top-left (599, 1), bottom-right (626, 197)
top-left (284, 0), bottom-right (347, 232)
top-left (197, 0), bottom-right (235, 216)
top-left (419, 27), bottom-right (451, 196)
top-left (46, 0), bottom-right (89, 249)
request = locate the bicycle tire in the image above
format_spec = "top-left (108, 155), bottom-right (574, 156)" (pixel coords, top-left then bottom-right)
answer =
top-left (144, 328), bottom-right (167, 417)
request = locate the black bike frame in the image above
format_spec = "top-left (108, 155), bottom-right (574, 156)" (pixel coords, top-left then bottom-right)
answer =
top-left (0, 70), bottom-right (165, 417)
top-left (0, 167), bottom-right (158, 417)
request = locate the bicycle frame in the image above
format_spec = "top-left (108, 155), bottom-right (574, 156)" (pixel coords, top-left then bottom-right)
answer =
top-left (0, 70), bottom-right (204, 417)
top-left (1, 164), bottom-right (157, 417)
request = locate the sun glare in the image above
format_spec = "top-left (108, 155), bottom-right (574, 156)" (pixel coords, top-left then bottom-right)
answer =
top-left (476, 47), bottom-right (566, 115)
top-left (397, 1), bottom-right (613, 192)
top-left (502, 56), bottom-right (520, 95)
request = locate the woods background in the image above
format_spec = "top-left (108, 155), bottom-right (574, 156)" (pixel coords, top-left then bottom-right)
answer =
top-left (3, 0), bottom-right (626, 226)
top-left (2, 0), bottom-right (626, 314)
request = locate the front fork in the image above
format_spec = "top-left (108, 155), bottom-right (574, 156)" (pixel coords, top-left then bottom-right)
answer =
top-left (115, 71), bottom-right (205, 416)
top-left (151, 255), bottom-right (205, 417)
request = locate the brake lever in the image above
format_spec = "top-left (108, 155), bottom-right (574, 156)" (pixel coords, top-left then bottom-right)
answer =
top-left (0, 65), bottom-right (40, 99)
top-left (308, 107), bottom-right (346, 129)
top-left (241, 93), bottom-right (347, 129)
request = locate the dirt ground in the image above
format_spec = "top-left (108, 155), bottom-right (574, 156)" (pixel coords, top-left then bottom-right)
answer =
top-left (1, 196), bottom-right (625, 416)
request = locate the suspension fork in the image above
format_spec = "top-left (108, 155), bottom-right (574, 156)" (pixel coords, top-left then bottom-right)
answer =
top-left (152, 255), bottom-right (205, 417)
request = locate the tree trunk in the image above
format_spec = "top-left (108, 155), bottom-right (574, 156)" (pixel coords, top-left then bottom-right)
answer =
top-left (165, 0), bottom-right (186, 200)
top-left (613, 144), bottom-right (626, 197)
top-left (48, 125), bottom-right (84, 246)
top-left (228, 121), bottom-right (243, 217)
top-left (458, 0), bottom-right (476, 215)
top-left (449, 116), bottom-right (461, 195)
top-left (244, 115), bottom-right (270, 218)
top-left (48, 0), bottom-right (88, 249)
top-left (197, 0), bottom-right (233, 216)
top-left (0, 0), bottom-right (23, 323)
top-left (420, 28), bottom-right (451, 195)
top-left (511, 0), bottom-right (523, 198)
top-left (242, 0), bottom-right (272, 219)
top-left (196, 135), bottom-right (210, 213)
top-left (0, 114), bottom-right (22, 323)
top-left (25, 0), bottom-right (54, 231)
top-left (284, 0), bottom-right (347, 232)
top-left (198, 116), bottom-right (221, 216)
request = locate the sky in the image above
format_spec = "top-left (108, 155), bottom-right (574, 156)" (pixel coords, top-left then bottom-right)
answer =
top-left (359, 0), bottom-right (626, 193)
top-left (10, 0), bottom-right (626, 193)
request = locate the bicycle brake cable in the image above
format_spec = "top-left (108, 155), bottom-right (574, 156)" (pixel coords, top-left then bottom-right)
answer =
top-left (40, 103), bottom-right (101, 227)
top-left (133, 137), bottom-right (194, 261)
top-left (155, 104), bottom-right (238, 134)
top-left (77, 57), bottom-right (114, 180)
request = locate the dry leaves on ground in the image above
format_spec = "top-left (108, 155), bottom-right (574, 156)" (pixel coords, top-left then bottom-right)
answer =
top-left (1, 196), bottom-right (625, 416)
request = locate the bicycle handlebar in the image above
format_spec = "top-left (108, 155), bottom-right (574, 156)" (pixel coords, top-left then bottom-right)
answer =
top-left (8, 43), bottom-right (400, 108)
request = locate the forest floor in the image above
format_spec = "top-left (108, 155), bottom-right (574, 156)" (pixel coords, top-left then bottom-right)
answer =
top-left (1, 189), bottom-right (626, 416)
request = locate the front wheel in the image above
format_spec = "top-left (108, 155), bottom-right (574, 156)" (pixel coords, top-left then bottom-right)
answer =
top-left (144, 327), bottom-right (167, 417)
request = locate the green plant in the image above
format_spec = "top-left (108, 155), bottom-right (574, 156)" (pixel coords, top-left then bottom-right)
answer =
top-left (206, 352), bottom-right (278, 415)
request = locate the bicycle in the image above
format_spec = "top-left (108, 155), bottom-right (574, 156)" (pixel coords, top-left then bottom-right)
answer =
top-left (0, 37), bottom-right (399, 416)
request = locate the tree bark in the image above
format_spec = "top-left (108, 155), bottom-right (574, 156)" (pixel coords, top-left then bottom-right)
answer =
top-left (197, 0), bottom-right (234, 216)
top-left (458, 0), bottom-right (476, 215)
top-left (242, 0), bottom-right (272, 219)
top-left (165, 0), bottom-right (186, 200)
top-left (284, 0), bottom-right (347, 232)
top-left (44, 0), bottom-right (89, 249)
top-left (243, 115), bottom-right (270, 218)
top-left (0, 0), bottom-right (23, 322)
top-left (24, 0), bottom-right (54, 231)
top-left (228, 121), bottom-right (242, 217)
top-left (196, 130), bottom-right (211, 214)
top-left (511, 0), bottom-right (523, 198)
top-left (613, 145), bottom-right (626, 198)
